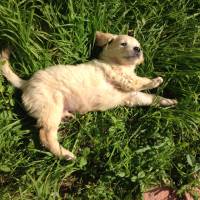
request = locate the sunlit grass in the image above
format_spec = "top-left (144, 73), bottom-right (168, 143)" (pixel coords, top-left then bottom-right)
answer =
top-left (0, 0), bottom-right (200, 199)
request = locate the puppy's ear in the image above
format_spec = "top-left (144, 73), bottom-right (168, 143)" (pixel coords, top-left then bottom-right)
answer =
top-left (95, 31), bottom-right (115, 47)
top-left (128, 30), bottom-right (134, 37)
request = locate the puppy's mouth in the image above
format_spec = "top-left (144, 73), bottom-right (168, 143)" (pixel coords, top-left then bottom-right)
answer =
top-left (124, 53), bottom-right (141, 59)
top-left (122, 52), bottom-right (144, 65)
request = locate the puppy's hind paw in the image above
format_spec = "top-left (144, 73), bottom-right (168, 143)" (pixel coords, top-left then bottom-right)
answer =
top-left (160, 98), bottom-right (178, 106)
top-left (62, 149), bottom-right (76, 160)
top-left (66, 154), bottom-right (76, 161)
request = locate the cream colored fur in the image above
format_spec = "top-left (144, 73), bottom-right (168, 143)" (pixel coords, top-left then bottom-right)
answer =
top-left (0, 32), bottom-right (177, 160)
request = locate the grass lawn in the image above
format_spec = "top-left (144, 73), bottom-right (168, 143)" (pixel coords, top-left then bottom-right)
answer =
top-left (0, 0), bottom-right (200, 199)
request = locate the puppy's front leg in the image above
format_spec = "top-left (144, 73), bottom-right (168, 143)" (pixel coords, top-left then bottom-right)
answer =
top-left (111, 75), bottom-right (163, 92)
top-left (115, 76), bottom-right (164, 92)
top-left (135, 77), bottom-right (163, 91)
top-left (100, 65), bottom-right (163, 92)
top-left (124, 92), bottom-right (177, 107)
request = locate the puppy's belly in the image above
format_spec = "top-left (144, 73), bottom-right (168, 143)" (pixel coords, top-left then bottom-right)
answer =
top-left (63, 87), bottom-right (125, 114)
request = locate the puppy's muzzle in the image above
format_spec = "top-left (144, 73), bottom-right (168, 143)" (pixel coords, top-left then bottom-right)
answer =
top-left (133, 46), bottom-right (141, 53)
top-left (133, 46), bottom-right (141, 57)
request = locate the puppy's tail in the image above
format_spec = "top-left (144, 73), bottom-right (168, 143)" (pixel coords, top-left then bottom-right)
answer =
top-left (1, 49), bottom-right (26, 89)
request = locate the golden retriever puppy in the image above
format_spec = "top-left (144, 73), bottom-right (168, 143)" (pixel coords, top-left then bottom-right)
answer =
top-left (0, 31), bottom-right (177, 160)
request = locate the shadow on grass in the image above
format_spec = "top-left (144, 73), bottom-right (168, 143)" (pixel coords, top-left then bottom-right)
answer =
top-left (12, 90), bottom-right (42, 154)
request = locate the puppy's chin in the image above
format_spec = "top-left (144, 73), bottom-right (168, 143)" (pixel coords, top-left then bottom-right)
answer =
top-left (134, 55), bottom-right (144, 66)
top-left (118, 55), bottom-right (144, 66)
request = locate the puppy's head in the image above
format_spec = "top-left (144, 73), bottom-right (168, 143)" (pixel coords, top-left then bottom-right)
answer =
top-left (95, 31), bottom-right (144, 66)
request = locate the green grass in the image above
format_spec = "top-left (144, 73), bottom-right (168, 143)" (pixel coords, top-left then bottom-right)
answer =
top-left (0, 0), bottom-right (200, 199)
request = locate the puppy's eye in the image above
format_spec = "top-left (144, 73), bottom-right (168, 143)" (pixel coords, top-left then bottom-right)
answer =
top-left (121, 42), bottom-right (127, 47)
top-left (108, 39), bottom-right (114, 45)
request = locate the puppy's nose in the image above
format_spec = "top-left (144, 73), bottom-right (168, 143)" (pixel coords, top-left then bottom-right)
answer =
top-left (133, 46), bottom-right (140, 53)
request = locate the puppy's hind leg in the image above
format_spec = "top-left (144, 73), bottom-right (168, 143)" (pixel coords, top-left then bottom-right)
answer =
top-left (39, 128), bottom-right (76, 160)
top-left (38, 93), bottom-right (76, 160)
top-left (125, 92), bottom-right (177, 107)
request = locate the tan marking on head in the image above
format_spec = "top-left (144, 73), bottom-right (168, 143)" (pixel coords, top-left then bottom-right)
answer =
top-left (95, 31), bottom-right (116, 47)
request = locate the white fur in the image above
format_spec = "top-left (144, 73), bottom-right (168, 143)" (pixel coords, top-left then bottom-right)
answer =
top-left (0, 32), bottom-right (177, 160)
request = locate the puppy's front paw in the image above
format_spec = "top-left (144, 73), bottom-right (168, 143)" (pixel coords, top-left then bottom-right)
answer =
top-left (152, 77), bottom-right (163, 88)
